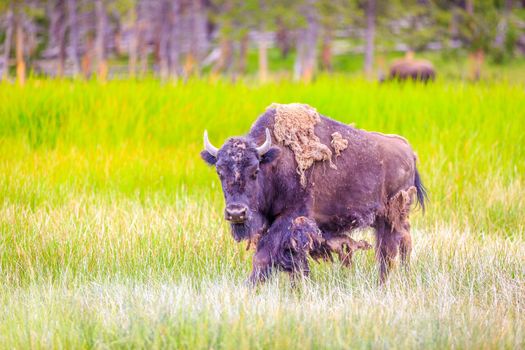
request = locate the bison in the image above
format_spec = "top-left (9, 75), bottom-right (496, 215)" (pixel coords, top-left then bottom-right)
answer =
top-left (388, 58), bottom-right (436, 82)
top-left (201, 103), bottom-right (426, 284)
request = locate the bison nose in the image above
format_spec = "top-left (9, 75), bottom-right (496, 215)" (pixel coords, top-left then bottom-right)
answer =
top-left (225, 204), bottom-right (248, 223)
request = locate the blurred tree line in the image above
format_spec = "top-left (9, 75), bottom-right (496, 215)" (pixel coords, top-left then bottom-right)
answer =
top-left (1, 0), bottom-right (524, 83)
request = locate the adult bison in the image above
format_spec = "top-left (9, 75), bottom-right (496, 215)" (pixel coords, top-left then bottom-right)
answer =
top-left (388, 57), bottom-right (436, 82)
top-left (201, 103), bottom-right (426, 284)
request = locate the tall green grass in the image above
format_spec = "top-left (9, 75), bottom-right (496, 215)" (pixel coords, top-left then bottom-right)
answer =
top-left (0, 78), bottom-right (523, 348)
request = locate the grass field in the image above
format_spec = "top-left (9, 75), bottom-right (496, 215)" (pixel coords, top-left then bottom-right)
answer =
top-left (0, 78), bottom-right (524, 348)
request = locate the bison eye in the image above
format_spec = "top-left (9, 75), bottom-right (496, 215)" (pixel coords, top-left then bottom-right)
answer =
top-left (251, 168), bottom-right (259, 180)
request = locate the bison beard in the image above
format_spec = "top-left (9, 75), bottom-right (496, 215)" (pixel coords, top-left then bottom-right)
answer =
top-left (230, 211), bottom-right (267, 243)
top-left (231, 223), bottom-right (249, 242)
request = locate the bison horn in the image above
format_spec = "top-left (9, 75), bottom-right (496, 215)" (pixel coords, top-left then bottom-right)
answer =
top-left (203, 130), bottom-right (219, 157)
top-left (256, 128), bottom-right (272, 156)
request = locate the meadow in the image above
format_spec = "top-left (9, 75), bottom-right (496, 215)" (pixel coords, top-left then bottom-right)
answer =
top-left (0, 78), bottom-right (524, 348)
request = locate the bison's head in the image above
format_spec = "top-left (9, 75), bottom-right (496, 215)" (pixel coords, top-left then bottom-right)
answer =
top-left (201, 129), bottom-right (280, 242)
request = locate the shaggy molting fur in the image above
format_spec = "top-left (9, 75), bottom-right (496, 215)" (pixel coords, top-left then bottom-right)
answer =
top-left (270, 103), bottom-right (336, 187)
top-left (330, 132), bottom-right (348, 156)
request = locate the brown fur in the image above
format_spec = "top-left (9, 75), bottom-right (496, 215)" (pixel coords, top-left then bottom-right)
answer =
top-left (202, 106), bottom-right (426, 285)
top-left (387, 186), bottom-right (416, 233)
top-left (325, 236), bottom-right (372, 267)
top-left (256, 112), bottom-right (422, 283)
top-left (388, 58), bottom-right (436, 82)
top-left (285, 216), bottom-right (372, 271)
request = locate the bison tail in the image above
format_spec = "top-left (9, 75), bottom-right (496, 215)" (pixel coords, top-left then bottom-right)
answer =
top-left (414, 168), bottom-right (428, 213)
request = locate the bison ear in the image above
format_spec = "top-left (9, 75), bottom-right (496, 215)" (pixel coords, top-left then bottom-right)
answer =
top-left (200, 150), bottom-right (217, 165)
top-left (260, 147), bottom-right (280, 164)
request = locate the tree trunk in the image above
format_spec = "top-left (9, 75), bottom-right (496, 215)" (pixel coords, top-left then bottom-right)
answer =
top-left (2, 2), bottom-right (14, 81)
top-left (158, 0), bottom-right (171, 81)
top-left (304, 1), bottom-right (319, 82)
top-left (294, 0), bottom-right (318, 82)
top-left (364, 0), bottom-right (375, 77)
top-left (186, 0), bottom-right (207, 77)
top-left (469, 49), bottom-right (484, 80)
top-left (213, 37), bottom-right (233, 75)
top-left (466, 0), bottom-right (474, 15)
top-left (95, 0), bottom-right (108, 81)
top-left (505, 0), bottom-right (513, 11)
top-left (168, 0), bottom-right (180, 80)
top-left (137, 2), bottom-right (148, 77)
top-left (138, 29), bottom-right (148, 76)
top-left (494, 0), bottom-right (513, 49)
top-left (15, 11), bottom-right (25, 85)
top-left (258, 32), bottom-right (268, 82)
top-left (81, 37), bottom-right (93, 78)
top-left (58, 27), bottom-right (66, 78)
top-left (67, 0), bottom-right (80, 77)
top-left (212, 0), bottom-right (233, 77)
top-left (237, 34), bottom-right (248, 76)
top-left (128, 5), bottom-right (138, 78)
top-left (48, 0), bottom-right (67, 78)
top-left (275, 19), bottom-right (291, 59)
top-left (294, 38), bottom-right (304, 81)
top-left (321, 29), bottom-right (332, 72)
top-left (465, 1), bottom-right (483, 79)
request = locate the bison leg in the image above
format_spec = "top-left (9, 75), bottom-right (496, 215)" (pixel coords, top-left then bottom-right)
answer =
top-left (387, 186), bottom-right (416, 270)
top-left (374, 218), bottom-right (400, 283)
top-left (280, 216), bottom-right (318, 282)
top-left (376, 186), bottom-right (416, 282)
top-left (375, 220), bottom-right (412, 282)
top-left (248, 214), bottom-right (312, 286)
top-left (248, 244), bottom-right (273, 286)
top-left (399, 222), bottom-right (412, 269)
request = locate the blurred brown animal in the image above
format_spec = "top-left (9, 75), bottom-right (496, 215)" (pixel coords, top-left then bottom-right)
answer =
top-left (387, 54), bottom-right (436, 82)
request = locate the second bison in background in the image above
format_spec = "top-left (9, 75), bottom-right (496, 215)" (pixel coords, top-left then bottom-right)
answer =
top-left (387, 54), bottom-right (436, 82)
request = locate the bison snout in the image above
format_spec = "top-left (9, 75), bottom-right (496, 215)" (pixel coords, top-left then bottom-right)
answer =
top-left (225, 204), bottom-right (248, 223)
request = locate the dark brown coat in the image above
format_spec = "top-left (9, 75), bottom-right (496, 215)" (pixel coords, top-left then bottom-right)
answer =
top-left (202, 108), bottom-right (427, 284)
